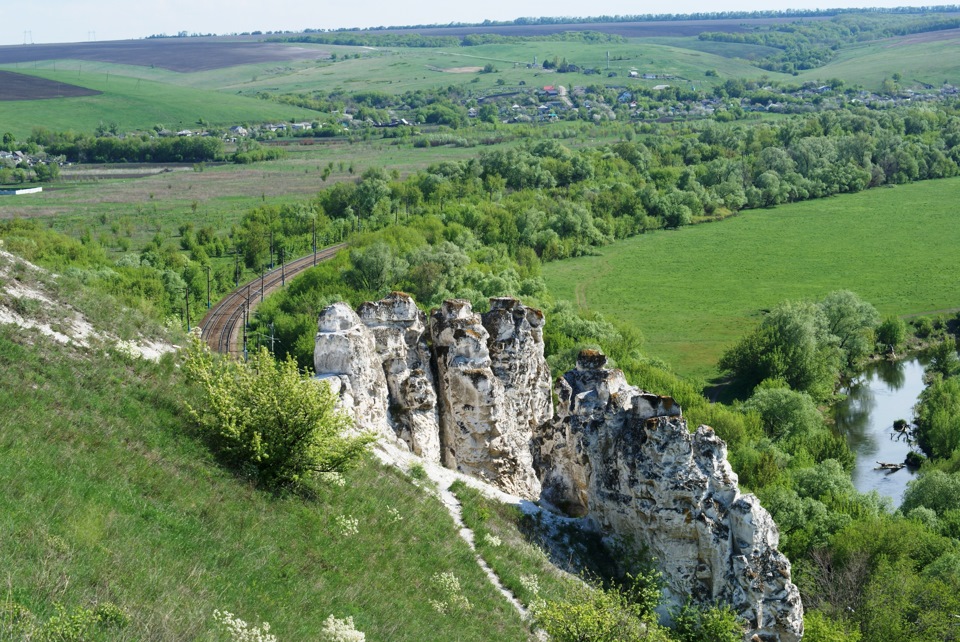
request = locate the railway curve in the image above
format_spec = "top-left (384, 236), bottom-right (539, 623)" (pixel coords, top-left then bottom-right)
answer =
top-left (199, 244), bottom-right (346, 356)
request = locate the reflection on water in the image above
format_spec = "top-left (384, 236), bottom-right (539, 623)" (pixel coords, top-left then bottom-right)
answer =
top-left (832, 358), bottom-right (928, 506)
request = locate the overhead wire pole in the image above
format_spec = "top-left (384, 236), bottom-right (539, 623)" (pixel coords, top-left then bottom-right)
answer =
top-left (204, 265), bottom-right (211, 309)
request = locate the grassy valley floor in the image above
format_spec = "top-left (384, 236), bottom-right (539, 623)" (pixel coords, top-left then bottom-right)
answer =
top-left (544, 176), bottom-right (960, 380)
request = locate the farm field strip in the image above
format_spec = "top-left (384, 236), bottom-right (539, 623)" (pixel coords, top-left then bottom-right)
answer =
top-left (544, 177), bottom-right (960, 380)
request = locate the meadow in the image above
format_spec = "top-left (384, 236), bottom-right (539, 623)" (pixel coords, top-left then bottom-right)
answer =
top-left (543, 177), bottom-right (960, 380)
top-left (0, 326), bottom-right (532, 641)
top-left (4, 22), bottom-right (960, 139)
top-left (0, 63), bottom-right (318, 138)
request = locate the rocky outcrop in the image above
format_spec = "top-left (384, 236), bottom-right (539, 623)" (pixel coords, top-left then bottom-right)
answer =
top-left (538, 350), bottom-right (803, 642)
top-left (357, 293), bottom-right (441, 462)
top-left (313, 302), bottom-right (392, 440)
top-left (430, 299), bottom-right (544, 498)
top-left (315, 295), bottom-right (547, 498)
top-left (314, 298), bottom-right (803, 640)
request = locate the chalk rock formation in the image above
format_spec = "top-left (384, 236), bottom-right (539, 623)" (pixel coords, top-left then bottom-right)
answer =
top-left (430, 299), bottom-right (543, 498)
top-left (538, 350), bottom-right (803, 642)
top-left (313, 298), bottom-right (803, 639)
top-left (313, 302), bottom-right (392, 440)
top-left (356, 292), bottom-right (441, 462)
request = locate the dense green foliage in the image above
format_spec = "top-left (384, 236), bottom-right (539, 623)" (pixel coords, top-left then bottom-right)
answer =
top-left (277, 30), bottom-right (625, 48)
top-left (914, 374), bottom-right (960, 460)
top-left (719, 291), bottom-right (879, 399)
top-left (183, 341), bottom-right (374, 487)
top-left (30, 128), bottom-right (225, 163)
top-left (700, 11), bottom-right (960, 73)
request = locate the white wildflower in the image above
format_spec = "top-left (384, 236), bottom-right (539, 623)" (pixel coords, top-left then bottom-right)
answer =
top-left (212, 609), bottom-right (277, 642)
top-left (319, 472), bottom-right (346, 487)
top-left (320, 614), bottom-right (365, 642)
top-left (388, 507), bottom-right (403, 523)
top-left (482, 533), bottom-right (502, 548)
top-left (431, 571), bottom-right (471, 612)
top-left (335, 514), bottom-right (359, 537)
top-left (519, 574), bottom-right (541, 597)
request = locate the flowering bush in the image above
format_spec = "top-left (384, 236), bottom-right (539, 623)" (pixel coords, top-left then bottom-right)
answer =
top-left (320, 614), bottom-right (365, 641)
top-left (482, 533), bottom-right (502, 548)
top-left (184, 341), bottom-right (375, 487)
top-left (335, 514), bottom-right (360, 537)
top-left (212, 609), bottom-right (277, 642)
top-left (429, 572), bottom-right (471, 614)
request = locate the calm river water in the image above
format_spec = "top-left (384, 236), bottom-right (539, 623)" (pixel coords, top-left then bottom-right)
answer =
top-left (832, 357), bottom-right (927, 506)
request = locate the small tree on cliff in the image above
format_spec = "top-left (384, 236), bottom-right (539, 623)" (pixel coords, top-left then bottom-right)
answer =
top-left (184, 340), bottom-right (374, 487)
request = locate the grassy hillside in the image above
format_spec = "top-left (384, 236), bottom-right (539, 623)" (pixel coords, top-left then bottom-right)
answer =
top-left (0, 64), bottom-right (318, 139)
top-left (796, 30), bottom-right (960, 91)
top-left (0, 321), bottom-right (531, 640)
top-left (543, 177), bottom-right (960, 380)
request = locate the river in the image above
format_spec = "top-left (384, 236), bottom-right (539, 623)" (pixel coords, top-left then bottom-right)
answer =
top-left (832, 357), bottom-right (928, 507)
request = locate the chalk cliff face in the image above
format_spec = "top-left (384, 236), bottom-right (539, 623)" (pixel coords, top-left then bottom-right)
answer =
top-left (356, 293), bottom-right (441, 462)
top-left (539, 350), bottom-right (803, 642)
top-left (314, 296), bottom-right (803, 641)
top-left (313, 302), bottom-right (391, 440)
top-left (430, 298), bottom-right (547, 498)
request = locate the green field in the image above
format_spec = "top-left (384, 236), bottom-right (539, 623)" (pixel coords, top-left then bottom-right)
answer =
top-left (0, 63), bottom-right (319, 138)
top-left (796, 31), bottom-right (960, 91)
top-left (543, 177), bottom-right (960, 380)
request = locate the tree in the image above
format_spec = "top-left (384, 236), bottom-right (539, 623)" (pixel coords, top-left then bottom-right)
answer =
top-left (719, 299), bottom-right (841, 399)
top-left (345, 242), bottom-right (408, 294)
top-left (741, 386), bottom-right (823, 442)
top-left (875, 316), bottom-right (907, 355)
top-left (817, 290), bottom-right (879, 369)
top-left (183, 341), bottom-right (374, 486)
top-left (914, 376), bottom-right (960, 459)
top-left (901, 469), bottom-right (960, 516)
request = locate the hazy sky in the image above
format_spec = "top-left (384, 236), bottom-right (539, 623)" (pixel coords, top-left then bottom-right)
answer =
top-left (0, 0), bottom-right (942, 46)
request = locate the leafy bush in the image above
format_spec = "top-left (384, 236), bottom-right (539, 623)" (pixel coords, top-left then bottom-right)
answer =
top-left (532, 574), bottom-right (669, 642)
top-left (671, 600), bottom-right (743, 642)
top-left (183, 341), bottom-right (375, 486)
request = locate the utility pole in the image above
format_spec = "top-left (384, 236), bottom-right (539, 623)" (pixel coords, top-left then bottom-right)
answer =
top-left (260, 266), bottom-right (265, 302)
top-left (268, 322), bottom-right (278, 352)
top-left (204, 265), bottom-right (211, 309)
top-left (269, 229), bottom-right (274, 268)
top-left (312, 216), bottom-right (317, 266)
top-left (280, 248), bottom-right (285, 286)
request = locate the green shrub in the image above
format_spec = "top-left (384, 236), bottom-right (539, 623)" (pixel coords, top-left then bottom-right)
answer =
top-left (183, 341), bottom-right (375, 486)
top-left (532, 575), bottom-right (670, 642)
top-left (671, 600), bottom-right (743, 642)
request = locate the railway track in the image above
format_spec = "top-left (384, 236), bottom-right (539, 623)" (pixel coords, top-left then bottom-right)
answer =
top-left (199, 244), bottom-right (346, 356)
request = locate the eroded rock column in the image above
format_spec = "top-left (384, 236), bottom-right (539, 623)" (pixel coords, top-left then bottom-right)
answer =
top-left (430, 299), bottom-right (541, 498)
top-left (357, 292), bottom-right (441, 462)
top-left (313, 302), bottom-right (392, 441)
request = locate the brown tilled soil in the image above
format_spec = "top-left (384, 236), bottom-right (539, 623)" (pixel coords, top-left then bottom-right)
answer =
top-left (0, 39), bottom-right (325, 73)
top-left (882, 27), bottom-right (960, 46)
top-left (0, 70), bottom-right (102, 101)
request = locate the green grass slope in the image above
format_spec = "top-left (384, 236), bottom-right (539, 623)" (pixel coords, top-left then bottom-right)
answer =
top-left (543, 177), bottom-right (960, 380)
top-left (0, 64), bottom-right (319, 139)
top-left (0, 327), bottom-right (530, 640)
top-left (796, 31), bottom-right (960, 91)
top-left (222, 40), bottom-right (764, 97)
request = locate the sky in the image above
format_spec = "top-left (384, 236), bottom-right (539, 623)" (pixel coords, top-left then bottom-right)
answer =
top-left (0, 0), bottom-right (945, 46)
